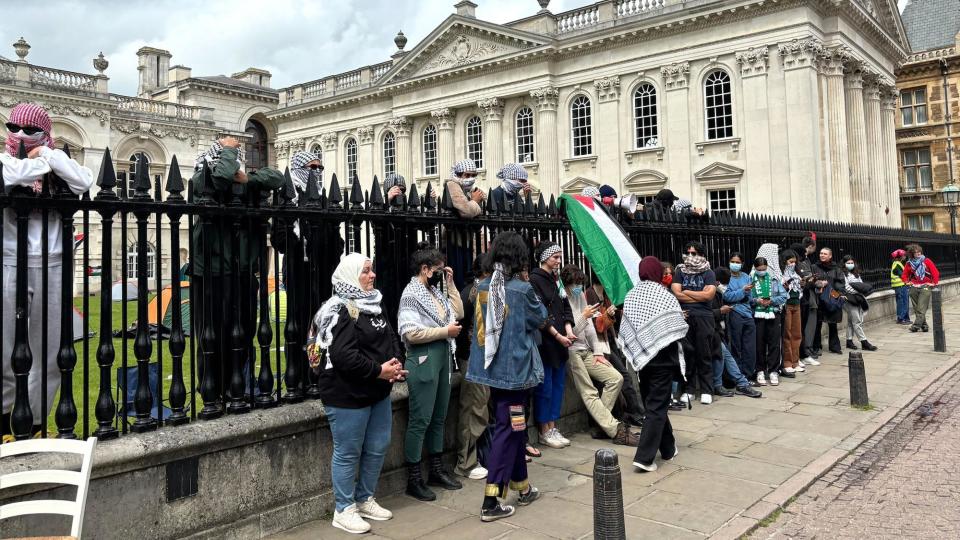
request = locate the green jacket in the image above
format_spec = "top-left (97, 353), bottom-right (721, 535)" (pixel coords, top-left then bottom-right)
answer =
top-left (190, 147), bottom-right (284, 276)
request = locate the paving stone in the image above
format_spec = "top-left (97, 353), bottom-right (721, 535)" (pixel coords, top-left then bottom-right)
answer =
top-left (419, 516), bottom-right (513, 540)
top-left (357, 495), bottom-right (471, 539)
top-left (738, 442), bottom-right (821, 468)
top-left (786, 392), bottom-right (841, 406)
top-left (769, 430), bottom-right (843, 453)
top-left (653, 469), bottom-right (772, 508)
top-left (624, 490), bottom-right (740, 534)
top-left (751, 410), bottom-right (860, 439)
top-left (623, 514), bottom-right (706, 540)
top-left (720, 421), bottom-right (787, 443)
top-left (691, 434), bottom-right (756, 454)
top-left (687, 403), bottom-right (766, 423)
top-left (499, 495), bottom-right (593, 539)
top-left (667, 446), bottom-right (797, 484)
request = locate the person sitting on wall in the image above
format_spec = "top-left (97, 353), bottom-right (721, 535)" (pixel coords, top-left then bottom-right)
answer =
top-left (445, 159), bottom-right (484, 287)
top-left (641, 189), bottom-right (706, 220)
top-left (490, 163), bottom-right (531, 212)
top-left (1, 102), bottom-right (94, 440)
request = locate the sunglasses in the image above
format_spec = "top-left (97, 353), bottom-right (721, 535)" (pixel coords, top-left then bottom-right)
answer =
top-left (307, 164), bottom-right (324, 171)
top-left (6, 123), bottom-right (43, 136)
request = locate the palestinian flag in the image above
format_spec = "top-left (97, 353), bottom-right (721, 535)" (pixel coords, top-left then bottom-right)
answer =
top-left (559, 194), bottom-right (641, 305)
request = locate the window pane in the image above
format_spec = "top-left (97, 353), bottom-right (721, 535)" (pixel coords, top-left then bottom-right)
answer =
top-left (634, 83), bottom-right (659, 148)
top-left (571, 95), bottom-right (592, 156)
top-left (901, 108), bottom-right (912, 126)
top-left (918, 149), bottom-right (931, 165)
top-left (916, 105), bottom-right (927, 124)
top-left (516, 107), bottom-right (535, 163)
top-left (919, 165), bottom-right (932, 190)
top-left (907, 216), bottom-right (919, 230)
top-left (466, 116), bottom-right (483, 169)
top-left (704, 71), bottom-right (733, 140)
top-left (903, 150), bottom-right (917, 165)
top-left (708, 188), bottom-right (736, 214)
top-left (921, 215), bottom-right (934, 231)
top-left (900, 91), bottom-right (912, 106)
top-left (904, 167), bottom-right (917, 190)
top-left (383, 133), bottom-right (396, 176)
top-left (345, 139), bottom-right (358, 183)
top-left (914, 88), bottom-right (926, 104)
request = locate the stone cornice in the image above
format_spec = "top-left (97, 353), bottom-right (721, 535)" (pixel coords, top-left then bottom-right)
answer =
top-left (0, 90), bottom-right (111, 125)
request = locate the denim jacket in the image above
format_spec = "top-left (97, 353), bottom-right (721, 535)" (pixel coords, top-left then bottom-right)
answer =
top-left (724, 272), bottom-right (754, 319)
top-left (466, 277), bottom-right (547, 390)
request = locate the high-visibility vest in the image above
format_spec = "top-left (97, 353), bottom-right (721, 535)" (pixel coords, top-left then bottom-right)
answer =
top-left (890, 260), bottom-right (905, 288)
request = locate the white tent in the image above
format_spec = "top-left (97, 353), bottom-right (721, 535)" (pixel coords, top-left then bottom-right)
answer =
top-left (111, 280), bottom-right (138, 301)
top-left (72, 307), bottom-right (94, 341)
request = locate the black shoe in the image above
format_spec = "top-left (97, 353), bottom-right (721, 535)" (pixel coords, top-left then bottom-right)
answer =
top-left (811, 349), bottom-right (822, 358)
top-left (669, 399), bottom-right (684, 411)
top-left (406, 461), bottom-right (437, 501)
top-left (427, 454), bottom-right (463, 490)
top-left (780, 370), bottom-right (796, 378)
top-left (623, 414), bottom-right (645, 428)
top-left (736, 386), bottom-right (762, 398)
top-left (713, 386), bottom-right (734, 397)
top-left (481, 504), bottom-right (516, 522)
top-left (846, 340), bottom-right (858, 350)
top-left (517, 486), bottom-right (541, 506)
top-left (910, 325), bottom-right (920, 333)
top-left (922, 324), bottom-right (929, 333)
top-left (861, 340), bottom-right (878, 351)
top-left (829, 347), bottom-right (843, 355)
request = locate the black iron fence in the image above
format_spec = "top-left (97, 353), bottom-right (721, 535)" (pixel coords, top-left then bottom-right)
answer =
top-left (2, 143), bottom-right (958, 442)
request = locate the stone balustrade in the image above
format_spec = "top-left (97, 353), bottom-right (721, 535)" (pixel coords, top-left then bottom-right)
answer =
top-left (109, 94), bottom-right (208, 123)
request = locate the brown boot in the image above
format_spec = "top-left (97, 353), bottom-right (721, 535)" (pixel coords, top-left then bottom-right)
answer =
top-left (612, 422), bottom-right (640, 446)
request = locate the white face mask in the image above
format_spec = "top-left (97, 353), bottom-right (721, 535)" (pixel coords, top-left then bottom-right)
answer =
top-left (10, 130), bottom-right (46, 147)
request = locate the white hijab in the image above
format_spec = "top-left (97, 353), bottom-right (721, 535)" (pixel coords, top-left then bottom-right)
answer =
top-left (312, 253), bottom-right (383, 356)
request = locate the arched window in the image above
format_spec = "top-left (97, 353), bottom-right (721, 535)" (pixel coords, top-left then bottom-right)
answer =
top-left (127, 152), bottom-right (150, 198)
top-left (466, 116), bottom-right (483, 169)
top-left (126, 242), bottom-right (156, 280)
top-left (244, 119), bottom-right (269, 169)
top-left (382, 132), bottom-right (396, 177)
top-left (571, 95), bottom-right (592, 156)
top-left (516, 107), bottom-right (535, 163)
top-left (309, 143), bottom-right (323, 160)
top-left (634, 83), bottom-right (659, 148)
top-left (345, 138), bottom-right (358, 183)
top-left (704, 70), bottom-right (733, 140)
top-left (423, 125), bottom-right (438, 176)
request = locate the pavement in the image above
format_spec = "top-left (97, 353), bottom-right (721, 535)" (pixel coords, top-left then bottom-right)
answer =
top-left (266, 298), bottom-right (960, 540)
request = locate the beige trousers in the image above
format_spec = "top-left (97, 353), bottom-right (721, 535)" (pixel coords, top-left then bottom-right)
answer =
top-left (567, 349), bottom-right (623, 438)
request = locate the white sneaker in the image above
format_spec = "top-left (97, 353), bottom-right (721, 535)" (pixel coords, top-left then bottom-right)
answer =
top-left (783, 367), bottom-right (796, 374)
top-left (756, 372), bottom-right (767, 386)
top-left (679, 393), bottom-right (692, 403)
top-left (357, 498), bottom-right (393, 521)
top-left (795, 364), bottom-right (806, 372)
top-left (798, 359), bottom-right (806, 367)
top-left (468, 466), bottom-right (488, 480)
top-left (333, 504), bottom-right (371, 534)
top-left (700, 393), bottom-right (713, 405)
top-left (633, 460), bottom-right (658, 472)
top-left (551, 428), bottom-right (571, 446)
top-left (805, 357), bottom-right (821, 366)
top-left (769, 372), bottom-right (780, 386)
top-left (540, 430), bottom-right (565, 449)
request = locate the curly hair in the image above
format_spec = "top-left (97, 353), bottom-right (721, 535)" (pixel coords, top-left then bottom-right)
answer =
top-left (409, 241), bottom-right (445, 276)
top-left (560, 264), bottom-right (585, 285)
top-left (684, 241), bottom-right (706, 257)
top-left (485, 232), bottom-right (529, 277)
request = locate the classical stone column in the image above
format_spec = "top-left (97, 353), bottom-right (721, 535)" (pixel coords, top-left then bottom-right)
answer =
top-left (390, 116), bottom-right (412, 181)
top-left (593, 76), bottom-right (622, 190)
top-left (737, 46), bottom-right (773, 213)
top-left (779, 38), bottom-right (827, 218)
top-left (844, 63), bottom-right (870, 223)
top-left (530, 86), bottom-right (560, 196)
top-left (660, 62), bottom-right (692, 198)
top-left (863, 74), bottom-right (885, 225)
top-left (880, 85), bottom-right (901, 226)
top-left (320, 132), bottom-right (339, 187)
top-left (356, 126), bottom-right (374, 186)
top-left (431, 108), bottom-right (456, 180)
top-left (478, 98), bottom-right (505, 181)
top-left (822, 49), bottom-right (853, 222)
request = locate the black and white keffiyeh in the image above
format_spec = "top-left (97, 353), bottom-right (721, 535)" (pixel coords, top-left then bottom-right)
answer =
top-left (617, 281), bottom-right (688, 373)
top-left (497, 163), bottom-right (527, 196)
top-left (398, 277), bottom-right (457, 355)
top-left (483, 262), bottom-right (508, 368)
top-left (290, 149), bottom-right (322, 193)
top-left (756, 243), bottom-right (783, 282)
top-left (194, 140), bottom-right (246, 172)
top-left (312, 253), bottom-right (383, 360)
top-left (676, 254), bottom-right (711, 275)
top-left (581, 186), bottom-right (601, 199)
top-left (450, 158), bottom-right (478, 190)
top-left (538, 244), bottom-right (562, 263)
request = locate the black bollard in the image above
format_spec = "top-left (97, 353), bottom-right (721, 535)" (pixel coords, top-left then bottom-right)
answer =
top-left (932, 288), bottom-right (946, 353)
top-left (849, 351), bottom-right (869, 407)
top-left (593, 449), bottom-right (626, 540)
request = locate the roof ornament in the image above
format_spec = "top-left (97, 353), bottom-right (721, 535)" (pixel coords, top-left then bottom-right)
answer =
top-left (538, 0), bottom-right (551, 10)
top-left (394, 31), bottom-right (408, 51)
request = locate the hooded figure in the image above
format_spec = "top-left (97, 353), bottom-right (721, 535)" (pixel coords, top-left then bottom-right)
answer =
top-left (2, 102), bottom-right (94, 438)
top-left (491, 163), bottom-right (528, 212)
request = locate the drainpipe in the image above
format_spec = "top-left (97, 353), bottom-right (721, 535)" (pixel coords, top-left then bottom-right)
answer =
top-left (942, 58), bottom-right (955, 187)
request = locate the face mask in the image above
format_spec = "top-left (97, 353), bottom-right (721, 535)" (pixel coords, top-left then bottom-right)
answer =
top-left (845, 263), bottom-right (855, 271)
top-left (460, 176), bottom-right (476, 190)
top-left (572, 286), bottom-right (583, 297)
top-left (785, 264), bottom-right (796, 273)
top-left (9, 130), bottom-right (47, 149)
top-left (730, 262), bottom-right (742, 273)
top-left (661, 275), bottom-right (673, 287)
top-left (427, 271), bottom-right (443, 287)
top-left (755, 270), bottom-right (767, 277)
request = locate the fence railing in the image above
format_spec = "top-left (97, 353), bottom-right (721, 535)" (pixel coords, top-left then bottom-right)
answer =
top-left (2, 144), bottom-right (959, 443)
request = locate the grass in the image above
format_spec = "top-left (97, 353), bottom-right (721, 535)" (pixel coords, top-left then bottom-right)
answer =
top-left (852, 403), bottom-right (876, 411)
top-left (757, 508), bottom-right (784, 528)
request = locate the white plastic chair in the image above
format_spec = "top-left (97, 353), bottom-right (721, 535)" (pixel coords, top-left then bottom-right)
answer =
top-left (0, 437), bottom-right (97, 539)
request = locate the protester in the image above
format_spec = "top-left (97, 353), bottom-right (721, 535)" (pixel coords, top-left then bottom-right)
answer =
top-left (713, 267), bottom-right (762, 398)
top-left (780, 250), bottom-right (804, 377)
top-left (661, 262), bottom-right (673, 287)
top-left (751, 256), bottom-right (787, 386)
top-left (621, 256), bottom-right (688, 472)
top-left (643, 189), bottom-right (706, 219)
top-left (841, 255), bottom-right (877, 351)
top-left (672, 241), bottom-right (717, 403)
top-left (530, 241), bottom-right (575, 448)
top-left (491, 163), bottom-right (531, 212)
top-left (560, 265), bottom-right (638, 446)
top-left (581, 186), bottom-right (601, 200)
top-left (310, 253), bottom-right (404, 534)
top-left (446, 159), bottom-right (483, 287)
top-left (398, 243), bottom-right (465, 501)
top-left (466, 231), bottom-right (546, 521)
top-left (792, 236), bottom-right (821, 367)
top-left (723, 252), bottom-right (757, 380)
top-left (1, 103), bottom-right (94, 439)
top-left (890, 249), bottom-right (911, 325)
top-left (812, 247), bottom-right (845, 355)
top-left (902, 244), bottom-right (940, 333)
top-left (375, 174), bottom-right (418, 315)
top-left (455, 254), bottom-right (491, 480)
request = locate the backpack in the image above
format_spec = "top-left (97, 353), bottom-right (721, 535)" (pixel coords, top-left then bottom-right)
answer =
top-left (818, 282), bottom-right (844, 314)
top-left (306, 301), bottom-right (360, 372)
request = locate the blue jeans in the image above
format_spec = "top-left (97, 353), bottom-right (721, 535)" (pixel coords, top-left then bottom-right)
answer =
top-left (325, 396), bottom-right (393, 512)
top-left (727, 312), bottom-right (757, 379)
top-left (894, 286), bottom-right (911, 322)
top-left (534, 363), bottom-right (566, 424)
top-left (714, 342), bottom-right (750, 389)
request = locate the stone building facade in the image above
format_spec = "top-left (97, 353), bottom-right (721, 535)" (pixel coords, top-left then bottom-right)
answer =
top-left (896, 0), bottom-right (959, 234)
top-left (271, 0), bottom-right (909, 226)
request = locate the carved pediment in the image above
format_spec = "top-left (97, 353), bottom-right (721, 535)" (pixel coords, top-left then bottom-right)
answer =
top-left (561, 177), bottom-right (599, 194)
top-left (623, 170), bottom-right (668, 193)
top-left (694, 162), bottom-right (744, 183)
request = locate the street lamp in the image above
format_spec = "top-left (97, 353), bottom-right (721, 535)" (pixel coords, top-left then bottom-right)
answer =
top-left (943, 184), bottom-right (960, 236)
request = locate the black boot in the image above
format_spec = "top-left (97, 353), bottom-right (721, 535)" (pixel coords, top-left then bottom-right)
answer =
top-left (427, 454), bottom-right (462, 490)
top-left (861, 340), bottom-right (878, 351)
top-left (406, 461), bottom-right (437, 501)
top-left (846, 340), bottom-right (858, 350)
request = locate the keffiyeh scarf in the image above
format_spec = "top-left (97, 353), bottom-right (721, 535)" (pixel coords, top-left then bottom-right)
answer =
top-left (581, 186), bottom-right (601, 199)
top-left (194, 140), bottom-right (246, 172)
top-left (311, 254), bottom-right (383, 365)
top-left (451, 158), bottom-right (478, 190)
top-left (6, 102), bottom-right (56, 193)
top-left (484, 263), bottom-right (507, 368)
top-left (676, 254), bottom-right (711, 275)
top-left (783, 264), bottom-right (802, 295)
top-left (909, 256), bottom-right (927, 280)
top-left (752, 272), bottom-right (776, 319)
top-left (756, 243), bottom-right (783, 282)
top-left (538, 244), bottom-right (562, 263)
top-left (497, 163), bottom-right (527, 196)
top-left (398, 277), bottom-right (457, 356)
top-left (290, 149), bottom-right (322, 194)
top-left (617, 281), bottom-right (688, 373)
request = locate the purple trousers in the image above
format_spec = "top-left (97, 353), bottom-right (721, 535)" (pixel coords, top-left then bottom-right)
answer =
top-left (485, 388), bottom-right (530, 498)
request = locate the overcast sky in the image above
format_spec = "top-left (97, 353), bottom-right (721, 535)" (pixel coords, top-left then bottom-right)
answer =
top-left (0, 0), bottom-right (583, 96)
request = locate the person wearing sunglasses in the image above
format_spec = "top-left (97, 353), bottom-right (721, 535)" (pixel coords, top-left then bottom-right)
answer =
top-left (1, 103), bottom-right (94, 440)
top-left (671, 241), bottom-right (718, 405)
top-left (491, 163), bottom-right (531, 213)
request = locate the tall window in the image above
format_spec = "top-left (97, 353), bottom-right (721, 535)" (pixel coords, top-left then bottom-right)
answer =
top-left (571, 95), bottom-right (593, 156)
top-left (126, 242), bottom-right (156, 280)
top-left (516, 107), bottom-right (535, 163)
top-left (634, 83), bottom-right (659, 148)
top-left (704, 70), bottom-right (733, 140)
top-left (906, 214), bottom-right (934, 231)
top-left (900, 88), bottom-right (927, 126)
top-left (309, 143), bottom-right (323, 160)
top-left (345, 138), bottom-right (358, 183)
top-left (382, 132), bottom-right (396, 177)
top-left (902, 148), bottom-right (932, 192)
top-left (708, 188), bottom-right (737, 214)
top-left (423, 125), bottom-right (438, 176)
top-left (244, 119), bottom-right (268, 169)
top-left (466, 116), bottom-right (484, 169)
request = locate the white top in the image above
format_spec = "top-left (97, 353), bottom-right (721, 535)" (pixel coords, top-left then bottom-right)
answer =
top-left (2, 147), bottom-right (94, 267)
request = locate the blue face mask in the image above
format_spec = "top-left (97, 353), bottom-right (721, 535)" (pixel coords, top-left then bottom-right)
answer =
top-left (572, 286), bottom-right (583, 297)
top-left (755, 270), bottom-right (767, 277)
top-left (730, 262), bottom-right (742, 273)
top-left (845, 263), bottom-right (855, 271)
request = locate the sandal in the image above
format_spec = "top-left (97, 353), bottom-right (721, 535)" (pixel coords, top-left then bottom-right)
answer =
top-left (525, 445), bottom-right (541, 458)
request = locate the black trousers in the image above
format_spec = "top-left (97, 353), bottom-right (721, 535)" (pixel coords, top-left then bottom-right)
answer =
top-left (604, 337), bottom-right (644, 417)
top-left (633, 343), bottom-right (679, 465)
top-left (755, 316), bottom-right (782, 375)
top-left (813, 310), bottom-right (841, 353)
top-left (799, 304), bottom-right (811, 358)
top-left (684, 315), bottom-right (716, 395)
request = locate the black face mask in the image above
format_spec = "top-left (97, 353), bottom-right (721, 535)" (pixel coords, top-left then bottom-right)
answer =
top-left (427, 272), bottom-right (443, 287)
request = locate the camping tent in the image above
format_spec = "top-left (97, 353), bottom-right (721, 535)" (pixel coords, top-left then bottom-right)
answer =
top-left (111, 280), bottom-right (138, 301)
top-left (72, 307), bottom-right (95, 341)
top-left (146, 281), bottom-right (191, 336)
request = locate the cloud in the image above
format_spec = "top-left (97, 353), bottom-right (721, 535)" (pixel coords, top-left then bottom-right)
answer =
top-left (0, 0), bottom-right (580, 96)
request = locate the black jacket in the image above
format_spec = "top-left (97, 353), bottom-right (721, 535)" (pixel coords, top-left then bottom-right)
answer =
top-left (491, 186), bottom-right (521, 213)
top-left (529, 268), bottom-right (574, 367)
top-left (812, 260), bottom-right (845, 323)
top-left (319, 306), bottom-right (402, 408)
